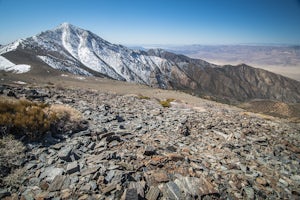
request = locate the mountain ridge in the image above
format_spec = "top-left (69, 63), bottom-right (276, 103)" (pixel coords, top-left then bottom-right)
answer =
top-left (1, 23), bottom-right (300, 104)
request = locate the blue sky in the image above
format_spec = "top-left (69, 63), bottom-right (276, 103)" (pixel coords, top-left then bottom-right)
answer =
top-left (0, 0), bottom-right (299, 45)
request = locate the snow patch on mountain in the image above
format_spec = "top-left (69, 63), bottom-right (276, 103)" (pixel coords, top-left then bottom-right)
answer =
top-left (37, 55), bottom-right (91, 76)
top-left (0, 55), bottom-right (30, 73)
top-left (0, 23), bottom-right (177, 87)
top-left (0, 39), bottom-right (23, 55)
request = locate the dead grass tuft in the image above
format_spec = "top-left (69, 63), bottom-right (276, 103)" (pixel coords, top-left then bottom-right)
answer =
top-left (0, 97), bottom-right (85, 140)
top-left (46, 104), bottom-right (84, 134)
top-left (0, 97), bottom-right (54, 140)
top-left (47, 104), bottom-right (81, 122)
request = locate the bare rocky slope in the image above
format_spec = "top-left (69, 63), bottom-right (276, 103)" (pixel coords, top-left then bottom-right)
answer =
top-left (1, 23), bottom-right (300, 104)
top-left (0, 84), bottom-right (299, 199)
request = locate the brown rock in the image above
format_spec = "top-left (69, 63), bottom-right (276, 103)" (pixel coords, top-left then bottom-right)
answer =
top-left (78, 194), bottom-right (89, 200)
top-left (60, 189), bottom-right (72, 200)
top-left (35, 192), bottom-right (49, 200)
top-left (149, 156), bottom-right (167, 166)
top-left (102, 184), bottom-right (118, 194)
top-left (166, 153), bottom-right (184, 161)
top-left (256, 177), bottom-right (268, 186)
top-left (39, 181), bottom-right (49, 191)
top-left (152, 171), bottom-right (169, 183)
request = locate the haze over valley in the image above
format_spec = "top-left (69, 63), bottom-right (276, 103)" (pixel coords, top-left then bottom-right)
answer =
top-left (152, 45), bottom-right (300, 81)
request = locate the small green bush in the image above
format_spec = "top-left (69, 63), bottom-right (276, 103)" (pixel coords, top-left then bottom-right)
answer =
top-left (138, 94), bottom-right (150, 100)
top-left (159, 98), bottom-right (175, 108)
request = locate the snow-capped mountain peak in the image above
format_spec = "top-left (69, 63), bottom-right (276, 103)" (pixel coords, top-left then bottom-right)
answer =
top-left (59, 22), bottom-right (73, 29)
top-left (1, 23), bottom-right (299, 104)
top-left (0, 39), bottom-right (24, 54)
top-left (0, 23), bottom-right (177, 87)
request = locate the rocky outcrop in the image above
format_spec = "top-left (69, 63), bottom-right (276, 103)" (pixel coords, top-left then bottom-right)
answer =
top-left (0, 85), bottom-right (299, 199)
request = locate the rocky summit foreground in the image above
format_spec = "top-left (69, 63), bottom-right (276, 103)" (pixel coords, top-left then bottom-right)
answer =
top-left (0, 85), bottom-right (300, 199)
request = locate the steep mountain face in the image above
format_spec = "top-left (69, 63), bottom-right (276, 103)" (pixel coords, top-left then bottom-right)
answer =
top-left (0, 23), bottom-right (184, 88)
top-left (148, 50), bottom-right (300, 103)
top-left (1, 23), bottom-right (300, 103)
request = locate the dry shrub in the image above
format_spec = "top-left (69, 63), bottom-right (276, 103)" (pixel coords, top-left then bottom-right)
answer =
top-left (46, 104), bottom-right (85, 134)
top-left (0, 135), bottom-right (25, 158)
top-left (0, 135), bottom-right (26, 186)
top-left (0, 97), bottom-right (86, 140)
top-left (48, 104), bottom-right (81, 122)
top-left (0, 97), bottom-right (55, 140)
top-left (2, 168), bottom-right (25, 188)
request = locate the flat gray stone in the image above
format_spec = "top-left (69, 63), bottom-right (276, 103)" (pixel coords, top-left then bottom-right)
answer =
top-left (121, 188), bottom-right (138, 200)
top-left (129, 181), bottom-right (146, 198)
top-left (80, 183), bottom-right (91, 191)
top-left (72, 150), bottom-right (82, 160)
top-left (242, 187), bottom-right (255, 200)
top-left (58, 146), bottom-right (72, 162)
top-left (61, 176), bottom-right (71, 190)
top-left (66, 161), bottom-right (79, 174)
top-left (87, 142), bottom-right (96, 150)
top-left (160, 181), bottom-right (182, 200)
top-left (40, 167), bottom-right (64, 182)
top-left (102, 184), bottom-right (118, 194)
top-left (174, 176), bottom-right (219, 197)
top-left (144, 146), bottom-right (156, 156)
top-left (48, 175), bottom-right (66, 192)
top-left (146, 186), bottom-right (160, 200)
top-left (80, 165), bottom-right (101, 176)
top-left (105, 170), bottom-right (115, 183)
top-left (0, 189), bottom-right (10, 199)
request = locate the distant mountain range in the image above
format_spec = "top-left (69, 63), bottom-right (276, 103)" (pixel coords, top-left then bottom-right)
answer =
top-left (1, 23), bottom-right (300, 104)
top-left (157, 44), bottom-right (300, 81)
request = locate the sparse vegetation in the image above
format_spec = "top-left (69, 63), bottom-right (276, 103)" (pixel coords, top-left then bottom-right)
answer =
top-left (238, 100), bottom-right (300, 121)
top-left (0, 135), bottom-right (26, 186)
top-left (0, 97), bottom-right (54, 140)
top-left (46, 104), bottom-right (84, 134)
top-left (138, 94), bottom-right (150, 100)
top-left (0, 97), bottom-right (86, 188)
top-left (2, 167), bottom-right (25, 188)
top-left (0, 97), bottom-right (84, 141)
top-left (159, 98), bottom-right (175, 108)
